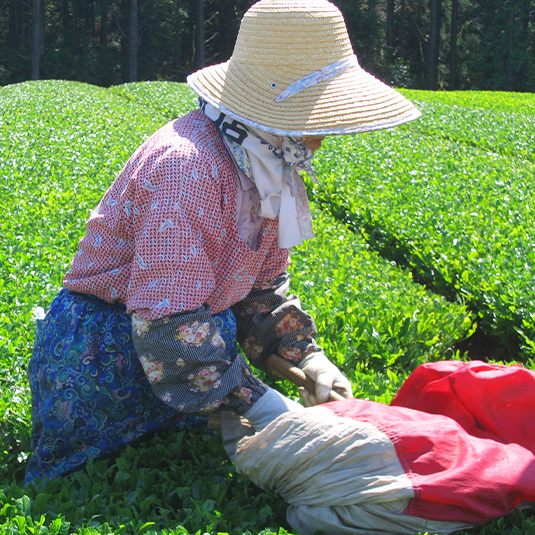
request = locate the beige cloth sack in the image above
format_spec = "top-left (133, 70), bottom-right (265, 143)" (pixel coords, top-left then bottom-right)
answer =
top-left (233, 407), bottom-right (472, 535)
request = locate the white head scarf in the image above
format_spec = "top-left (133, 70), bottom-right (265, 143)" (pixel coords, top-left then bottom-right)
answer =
top-left (201, 100), bottom-right (318, 249)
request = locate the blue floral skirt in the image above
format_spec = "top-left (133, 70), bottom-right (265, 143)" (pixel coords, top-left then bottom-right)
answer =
top-left (25, 289), bottom-right (238, 484)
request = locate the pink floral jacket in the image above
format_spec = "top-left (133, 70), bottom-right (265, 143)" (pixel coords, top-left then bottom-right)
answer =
top-left (64, 111), bottom-right (323, 415)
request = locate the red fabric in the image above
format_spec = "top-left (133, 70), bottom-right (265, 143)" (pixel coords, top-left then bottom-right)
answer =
top-left (391, 360), bottom-right (535, 452)
top-left (325, 361), bottom-right (535, 524)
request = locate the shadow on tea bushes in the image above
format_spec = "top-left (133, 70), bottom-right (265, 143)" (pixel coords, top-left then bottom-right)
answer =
top-left (289, 203), bottom-right (475, 374)
top-left (4, 429), bottom-right (291, 535)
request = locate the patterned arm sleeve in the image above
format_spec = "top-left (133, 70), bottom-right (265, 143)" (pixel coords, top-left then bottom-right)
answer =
top-left (131, 307), bottom-right (267, 416)
top-left (231, 272), bottom-right (324, 371)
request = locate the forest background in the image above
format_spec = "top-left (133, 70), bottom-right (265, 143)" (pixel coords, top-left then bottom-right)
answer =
top-left (1, 0), bottom-right (535, 92)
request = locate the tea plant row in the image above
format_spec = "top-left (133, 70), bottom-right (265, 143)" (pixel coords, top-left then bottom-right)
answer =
top-left (1, 80), bottom-right (533, 535)
top-left (313, 93), bottom-right (535, 359)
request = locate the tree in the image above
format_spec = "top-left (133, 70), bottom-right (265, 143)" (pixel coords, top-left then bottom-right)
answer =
top-left (386, 0), bottom-right (395, 62)
top-left (427, 0), bottom-right (442, 89)
top-left (7, 0), bottom-right (27, 48)
top-left (449, 0), bottom-right (459, 88)
top-left (129, 0), bottom-right (138, 81)
top-left (195, 0), bottom-right (205, 69)
top-left (31, 0), bottom-right (43, 79)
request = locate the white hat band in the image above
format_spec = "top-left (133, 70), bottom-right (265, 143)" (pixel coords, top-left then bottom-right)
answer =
top-left (275, 55), bottom-right (360, 103)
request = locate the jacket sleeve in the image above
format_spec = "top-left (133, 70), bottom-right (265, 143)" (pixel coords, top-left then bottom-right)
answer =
top-left (232, 271), bottom-right (324, 371)
top-left (131, 307), bottom-right (267, 416)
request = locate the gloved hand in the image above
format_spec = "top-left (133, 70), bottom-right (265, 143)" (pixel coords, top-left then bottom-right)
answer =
top-left (298, 353), bottom-right (353, 406)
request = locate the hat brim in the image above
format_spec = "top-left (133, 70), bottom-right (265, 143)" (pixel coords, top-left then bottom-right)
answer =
top-left (187, 59), bottom-right (421, 136)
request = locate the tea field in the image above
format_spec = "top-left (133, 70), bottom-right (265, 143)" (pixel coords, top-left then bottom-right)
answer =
top-left (0, 80), bottom-right (534, 534)
top-left (313, 89), bottom-right (535, 360)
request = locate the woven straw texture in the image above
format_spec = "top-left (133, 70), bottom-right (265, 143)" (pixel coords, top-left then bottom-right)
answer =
top-left (188, 0), bottom-right (421, 135)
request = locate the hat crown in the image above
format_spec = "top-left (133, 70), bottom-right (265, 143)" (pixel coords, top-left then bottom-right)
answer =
top-left (232, 0), bottom-right (353, 67)
top-left (186, 0), bottom-right (421, 136)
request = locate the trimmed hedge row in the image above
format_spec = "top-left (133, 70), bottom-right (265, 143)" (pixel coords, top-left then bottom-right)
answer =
top-left (313, 91), bottom-right (535, 358)
top-left (0, 80), bottom-right (532, 535)
top-left (290, 203), bottom-right (473, 381)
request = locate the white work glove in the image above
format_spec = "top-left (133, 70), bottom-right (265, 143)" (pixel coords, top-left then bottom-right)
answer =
top-left (298, 353), bottom-right (353, 407)
top-left (243, 385), bottom-right (304, 432)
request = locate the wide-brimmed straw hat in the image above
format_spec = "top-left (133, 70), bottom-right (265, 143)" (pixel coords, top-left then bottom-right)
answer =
top-left (187, 0), bottom-right (421, 136)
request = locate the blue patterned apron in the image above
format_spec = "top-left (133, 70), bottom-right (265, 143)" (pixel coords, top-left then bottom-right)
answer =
top-left (25, 289), bottom-right (237, 483)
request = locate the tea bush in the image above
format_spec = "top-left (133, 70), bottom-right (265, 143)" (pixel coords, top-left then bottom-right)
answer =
top-left (0, 80), bottom-right (174, 484)
top-left (290, 203), bottom-right (473, 378)
top-left (1, 80), bottom-right (534, 534)
top-left (313, 91), bottom-right (535, 358)
top-left (111, 81), bottom-right (199, 120)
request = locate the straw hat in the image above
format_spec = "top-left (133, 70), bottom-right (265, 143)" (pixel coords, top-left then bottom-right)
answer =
top-left (187, 0), bottom-right (421, 136)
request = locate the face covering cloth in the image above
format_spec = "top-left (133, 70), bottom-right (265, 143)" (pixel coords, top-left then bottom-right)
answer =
top-left (200, 99), bottom-right (318, 249)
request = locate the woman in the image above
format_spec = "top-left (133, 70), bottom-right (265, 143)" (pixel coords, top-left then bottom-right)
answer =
top-left (25, 0), bottom-right (420, 483)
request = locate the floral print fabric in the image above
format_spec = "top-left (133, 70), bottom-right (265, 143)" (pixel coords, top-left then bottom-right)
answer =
top-left (25, 289), bottom-right (232, 483)
top-left (131, 306), bottom-right (267, 416)
top-left (232, 273), bottom-right (323, 370)
top-left (26, 278), bottom-right (319, 483)
top-left (129, 270), bottom-right (324, 419)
